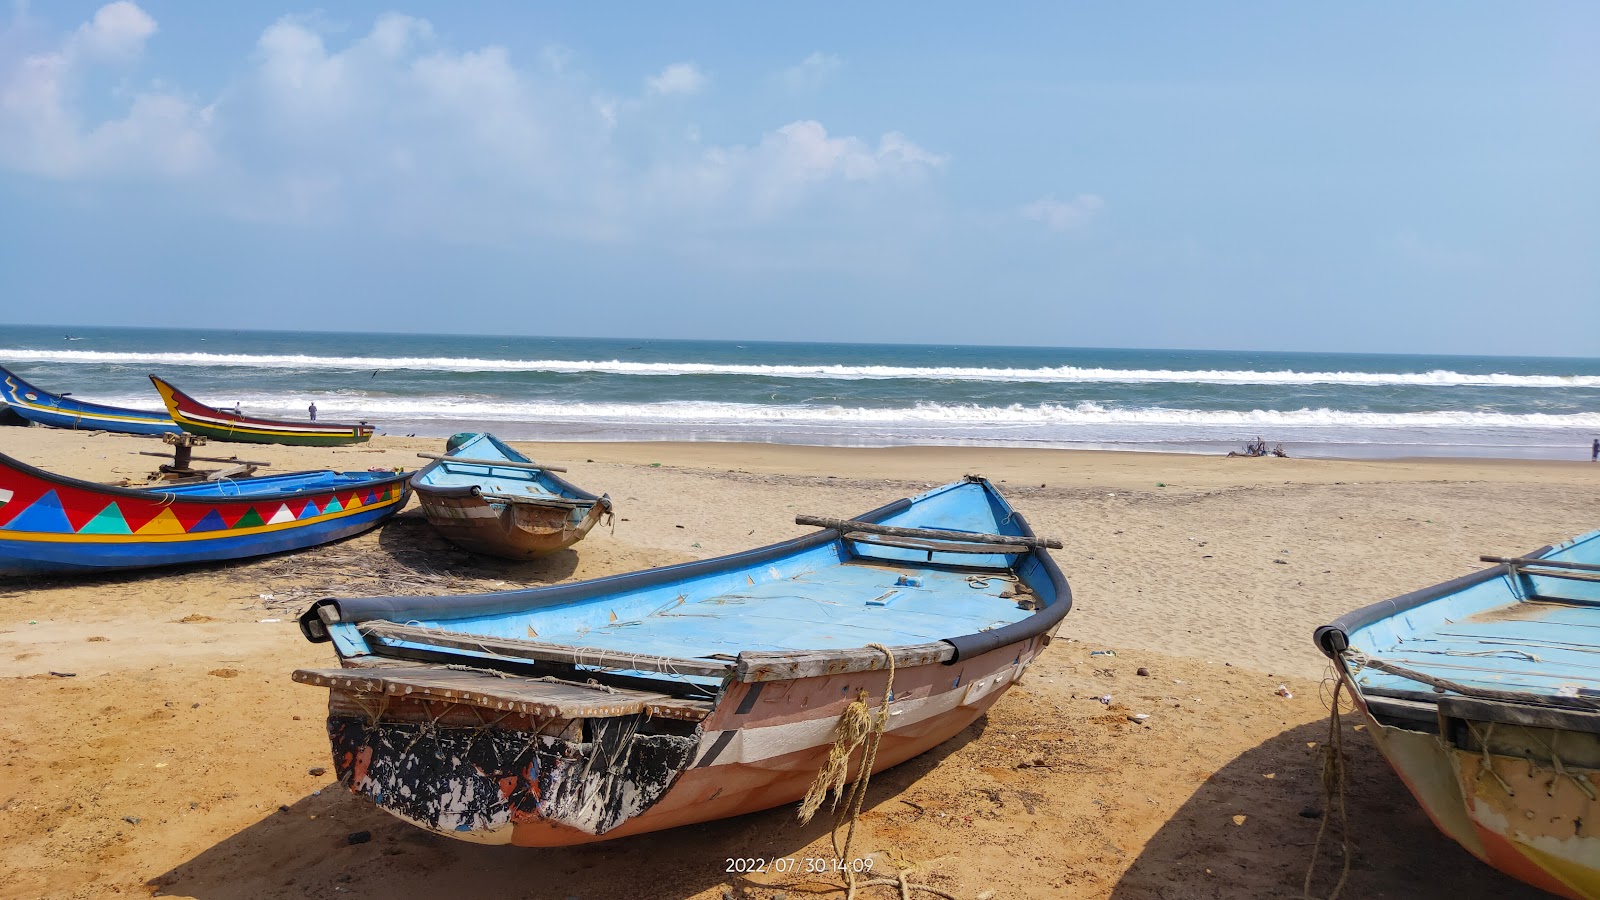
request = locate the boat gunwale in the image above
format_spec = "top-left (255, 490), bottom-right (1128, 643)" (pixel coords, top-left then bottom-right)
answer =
top-left (301, 477), bottom-right (1072, 664)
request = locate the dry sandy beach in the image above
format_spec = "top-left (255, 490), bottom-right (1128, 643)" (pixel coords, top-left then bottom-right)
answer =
top-left (1, 427), bottom-right (1595, 899)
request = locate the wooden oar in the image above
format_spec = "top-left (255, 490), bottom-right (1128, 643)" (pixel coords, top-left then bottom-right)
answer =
top-left (417, 453), bottom-right (567, 473)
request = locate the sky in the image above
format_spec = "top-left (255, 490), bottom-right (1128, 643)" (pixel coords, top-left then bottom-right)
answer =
top-left (0, 2), bottom-right (1596, 355)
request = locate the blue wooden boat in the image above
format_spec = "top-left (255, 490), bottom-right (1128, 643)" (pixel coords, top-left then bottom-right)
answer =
top-left (0, 365), bottom-right (179, 435)
top-left (0, 451), bottom-right (411, 575)
top-left (411, 433), bottom-right (611, 559)
top-left (294, 476), bottom-right (1068, 846)
top-left (1315, 530), bottom-right (1600, 899)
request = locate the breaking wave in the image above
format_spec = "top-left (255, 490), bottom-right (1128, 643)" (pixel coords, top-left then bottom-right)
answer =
top-left (81, 395), bottom-right (1600, 430)
top-left (6, 349), bottom-right (1598, 388)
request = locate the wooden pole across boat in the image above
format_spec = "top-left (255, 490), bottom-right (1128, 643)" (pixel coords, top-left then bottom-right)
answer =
top-left (417, 453), bottom-right (567, 473)
top-left (795, 515), bottom-right (1063, 549)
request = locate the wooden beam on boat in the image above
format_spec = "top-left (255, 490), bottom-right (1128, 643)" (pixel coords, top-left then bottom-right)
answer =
top-left (476, 492), bottom-right (594, 508)
top-left (1482, 555), bottom-right (1600, 574)
top-left (795, 515), bottom-right (1063, 550)
top-left (418, 453), bottom-right (567, 473)
top-left (734, 641), bottom-right (955, 683)
top-left (292, 664), bottom-right (711, 720)
top-left (844, 532), bottom-right (1030, 555)
top-left (360, 621), bottom-right (734, 678)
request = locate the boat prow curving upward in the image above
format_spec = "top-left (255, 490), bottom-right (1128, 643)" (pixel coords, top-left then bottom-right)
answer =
top-left (0, 451), bottom-right (410, 575)
top-left (149, 375), bottom-right (375, 446)
top-left (411, 432), bottom-right (611, 559)
top-left (295, 476), bottom-right (1069, 846)
top-left (0, 364), bottom-right (179, 435)
top-left (1315, 530), bottom-right (1600, 900)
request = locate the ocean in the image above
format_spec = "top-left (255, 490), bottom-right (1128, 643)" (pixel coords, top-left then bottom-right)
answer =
top-left (4, 325), bottom-right (1598, 460)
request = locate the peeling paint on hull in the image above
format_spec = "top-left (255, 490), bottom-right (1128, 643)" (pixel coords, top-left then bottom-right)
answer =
top-left (1353, 687), bottom-right (1600, 899)
top-left (324, 640), bottom-right (1036, 846)
top-left (331, 713), bottom-right (696, 838)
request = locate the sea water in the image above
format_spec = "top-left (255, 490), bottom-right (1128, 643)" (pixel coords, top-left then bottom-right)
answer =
top-left (5, 325), bottom-right (1598, 460)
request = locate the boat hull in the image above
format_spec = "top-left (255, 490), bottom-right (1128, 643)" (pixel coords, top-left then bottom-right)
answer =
top-left (0, 366), bottom-right (178, 435)
top-left (414, 487), bottom-right (606, 559)
top-left (321, 638), bottom-right (1038, 846)
top-left (150, 375), bottom-right (374, 446)
top-left (0, 453), bottom-right (410, 575)
top-left (1346, 679), bottom-right (1600, 900)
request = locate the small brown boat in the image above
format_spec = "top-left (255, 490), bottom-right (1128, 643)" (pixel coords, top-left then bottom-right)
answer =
top-left (411, 432), bottom-right (610, 559)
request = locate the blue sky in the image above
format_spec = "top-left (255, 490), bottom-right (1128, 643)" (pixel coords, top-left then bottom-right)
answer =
top-left (1, 2), bottom-right (1596, 355)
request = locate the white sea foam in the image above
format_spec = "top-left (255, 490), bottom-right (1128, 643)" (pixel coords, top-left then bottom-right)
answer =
top-left (6, 348), bottom-right (1598, 388)
top-left (81, 394), bottom-right (1600, 430)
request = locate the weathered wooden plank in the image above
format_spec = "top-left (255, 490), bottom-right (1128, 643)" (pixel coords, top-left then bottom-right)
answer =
top-left (734, 641), bottom-right (955, 683)
top-left (1483, 555), bottom-right (1600, 575)
top-left (418, 453), bottom-right (568, 473)
top-left (844, 531), bottom-right (1026, 555)
top-left (360, 621), bottom-right (734, 678)
top-left (477, 492), bottom-right (595, 508)
top-left (796, 515), bottom-right (1062, 550)
top-left (292, 664), bottom-right (713, 720)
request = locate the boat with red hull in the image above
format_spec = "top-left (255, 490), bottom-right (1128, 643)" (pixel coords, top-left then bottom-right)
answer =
top-left (150, 375), bottom-right (375, 446)
top-left (0, 452), bottom-right (410, 575)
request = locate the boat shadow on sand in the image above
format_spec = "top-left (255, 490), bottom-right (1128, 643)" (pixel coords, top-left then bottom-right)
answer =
top-left (1109, 716), bottom-right (1550, 900)
top-left (148, 718), bottom-right (986, 899)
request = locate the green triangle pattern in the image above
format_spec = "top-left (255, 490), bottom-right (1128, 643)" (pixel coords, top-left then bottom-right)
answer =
top-left (233, 507), bottom-right (266, 529)
top-left (79, 503), bottom-right (133, 535)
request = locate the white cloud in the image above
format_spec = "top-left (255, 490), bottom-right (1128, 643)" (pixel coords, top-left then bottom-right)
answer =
top-left (69, 0), bottom-right (155, 61)
top-left (0, 2), bottom-right (212, 178)
top-left (781, 52), bottom-right (841, 92)
top-left (1021, 193), bottom-right (1104, 231)
top-left (0, 9), bottom-right (945, 246)
top-left (645, 61), bottom-right (705, 96)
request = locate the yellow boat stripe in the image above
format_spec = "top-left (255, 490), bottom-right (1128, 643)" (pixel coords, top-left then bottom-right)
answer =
top-left (4, 397), bottom-right (169, 425)
top-left (0, 493), bottom-right (405, 544)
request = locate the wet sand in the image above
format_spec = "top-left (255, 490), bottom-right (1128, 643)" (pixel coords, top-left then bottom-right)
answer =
top-left (1, 427), bottom-right (1593, 899)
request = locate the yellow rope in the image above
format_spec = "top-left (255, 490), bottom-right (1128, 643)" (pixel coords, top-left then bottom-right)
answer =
top-left (1303, 677), bottom-right (1353, 900)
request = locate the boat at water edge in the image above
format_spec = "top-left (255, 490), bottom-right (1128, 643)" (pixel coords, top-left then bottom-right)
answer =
top-left (294, 476), bottom-right (1069, 846)
top-left (0, 451), bottom-right (410, 575)
top-left (412, 432), bottom-right (610, 559)
top-left (1315, 530), bottom-right (1600, 899)
top-left (150, 375), bottom-right (375, 446)
top-left (0, 364), bottom-right (179, 436)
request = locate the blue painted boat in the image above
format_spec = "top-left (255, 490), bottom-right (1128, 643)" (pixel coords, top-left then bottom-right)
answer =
top-left (294, 475), bottom-right (1068, 846)
top-left (411, 432), bottom-right (611, 559)
top-left (0, 451), bottom-right (411, 575)
top-left (1315, 530), bottom-right (1600, 899)
top-left (0, 365), bottom-right (179, 435)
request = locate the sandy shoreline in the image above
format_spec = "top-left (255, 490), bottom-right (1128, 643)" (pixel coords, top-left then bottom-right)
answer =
top-left (1, 426), bottom-right (1593, 898)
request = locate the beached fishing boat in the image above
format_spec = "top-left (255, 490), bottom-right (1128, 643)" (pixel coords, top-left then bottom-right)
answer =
top-left (411, 433), bottom-right (611, 559)
top-left (1315, 530), bottom-right (1600, 900)
top-left (0, 365), bottom-right (179, 435)
top-left (0, 451), bottom-right (410, 575)
top-left (150, 375), bottom-right (375, 446)
top-left (294, 476), bottom-right (1068, 846)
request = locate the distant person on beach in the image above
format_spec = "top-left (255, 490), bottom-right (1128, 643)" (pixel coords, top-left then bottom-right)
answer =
top-left (1592, 437), bottom-right (1598, 462)
top-left (231, 402), bottom-right (241, 415)
top-left (308, 402), bottom-right (318, 422)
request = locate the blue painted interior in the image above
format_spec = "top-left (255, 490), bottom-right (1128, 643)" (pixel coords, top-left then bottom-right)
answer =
top-left (1349, 527), bottom-right (1600, 698)
top-left (160, 470), bottom-right (398, 498)
top-left (413, 432), bottom-right (584, 500)
top-left (329, 479), bottom-right (1059, 686)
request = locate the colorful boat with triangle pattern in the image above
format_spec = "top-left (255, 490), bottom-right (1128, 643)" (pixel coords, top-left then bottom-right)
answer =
top-left (0, 451), bottom-right (411, 575)
top-left (150, 375), bottom-right (376, 447)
